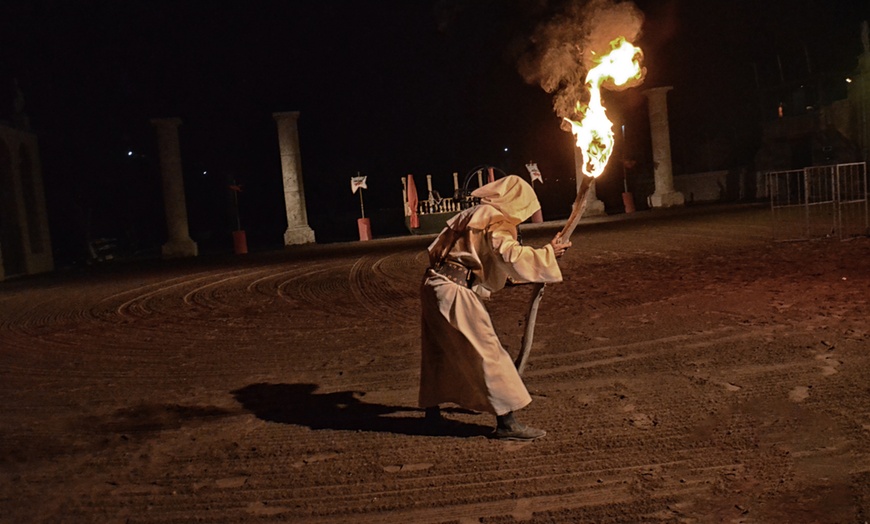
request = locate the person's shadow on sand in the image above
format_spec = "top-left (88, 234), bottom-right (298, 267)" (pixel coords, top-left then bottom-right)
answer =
top-left (232, 383), bottom-right (491, 438)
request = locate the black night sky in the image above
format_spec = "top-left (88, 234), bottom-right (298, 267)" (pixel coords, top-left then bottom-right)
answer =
top-left (1, 0), bottom-right (868, 264)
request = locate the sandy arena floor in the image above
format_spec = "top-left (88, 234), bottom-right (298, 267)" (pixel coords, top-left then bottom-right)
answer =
top-left (1, 204), bottom-right (869, 523)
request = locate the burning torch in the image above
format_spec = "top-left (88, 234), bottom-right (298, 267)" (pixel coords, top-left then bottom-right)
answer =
top-left (516, 36), bottom-right (645, 374)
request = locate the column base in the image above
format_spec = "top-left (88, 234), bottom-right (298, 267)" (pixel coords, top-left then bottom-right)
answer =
top-left (649, 191), bottom-right (686, 208)
top-left (162, 239), bottom-right (198, 258)
top-left (284, 225), bottom-right (316, 246)
top-left (24, 251), bottom-right (54, 275)
top-left (582, 198), bottom-right (607, 217)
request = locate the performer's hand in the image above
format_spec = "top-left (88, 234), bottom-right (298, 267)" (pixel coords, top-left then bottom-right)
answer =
top-left (550, 232), bottom-right (571, 258)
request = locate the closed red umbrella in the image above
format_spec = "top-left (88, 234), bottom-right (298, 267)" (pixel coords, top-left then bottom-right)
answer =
top-left (407, 174), bottom-right (419, 229)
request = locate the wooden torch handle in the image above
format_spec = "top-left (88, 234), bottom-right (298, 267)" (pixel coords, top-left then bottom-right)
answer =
top-left (516, 174), bottom-right (594, 375)
top-left (559, 174), bottom-right (594, 244)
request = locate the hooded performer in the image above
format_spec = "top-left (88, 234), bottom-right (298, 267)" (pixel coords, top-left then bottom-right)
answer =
top-left (420, 175), bottom-right (571, 440)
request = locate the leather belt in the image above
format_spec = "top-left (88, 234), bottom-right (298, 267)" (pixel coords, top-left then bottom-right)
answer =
top-left (433, 261), bottom-right (474, 288)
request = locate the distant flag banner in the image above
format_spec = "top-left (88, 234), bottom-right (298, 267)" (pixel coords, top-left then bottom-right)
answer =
top-left (525, 162), bottom-right (543, 183)
top-left (351, 175), bottom-right (368, 194)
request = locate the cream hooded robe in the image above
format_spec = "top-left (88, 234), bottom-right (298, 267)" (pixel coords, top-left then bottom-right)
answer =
top-left (419, 175), bottom-right (563, 415)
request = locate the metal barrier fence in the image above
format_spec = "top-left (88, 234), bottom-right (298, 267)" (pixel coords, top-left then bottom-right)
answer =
top-left (767, 162), bottom-right (870, 241)
top-left (768, 162), bottom-right (869, 241)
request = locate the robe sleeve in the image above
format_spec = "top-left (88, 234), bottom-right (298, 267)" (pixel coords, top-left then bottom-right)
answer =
top-left (491, 227), bottom-right (563, 284)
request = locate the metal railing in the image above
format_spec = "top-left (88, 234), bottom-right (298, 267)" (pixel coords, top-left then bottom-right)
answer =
top-left (415, 195), bottom-right (479, 215)
top-left (768, 162), bottom-right (869, 241)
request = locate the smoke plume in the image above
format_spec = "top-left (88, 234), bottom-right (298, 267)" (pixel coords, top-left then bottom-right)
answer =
top-left (517, 0), bottom-right (645, 124)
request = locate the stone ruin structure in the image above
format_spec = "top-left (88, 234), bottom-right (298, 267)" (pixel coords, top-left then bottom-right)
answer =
top-left (0, 82), bottom-right (53, 281)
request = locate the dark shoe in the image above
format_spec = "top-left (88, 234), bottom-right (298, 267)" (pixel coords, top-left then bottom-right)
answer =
top-left (494, 411), bottom-right (546, 441)
top-left (493, 423), bottom-right (547, 441)
top-left (424, 406), bottom-right (442, 423)
top-left (424, 406), bottom-right (465, 436)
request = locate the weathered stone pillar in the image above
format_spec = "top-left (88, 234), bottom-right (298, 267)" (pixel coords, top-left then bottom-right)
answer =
top-left (273, 111), bottom-right (316, 245)
top-left (643, 86), bottom-right (684, 208)
top-left (150, 118), bottom-right (198, 258)
top-left (573, 147), bottom-right (606, 216)
top-left (0, 124), bottom-right (54, 279)
top-left (852, 33), bottom-right (870, 163)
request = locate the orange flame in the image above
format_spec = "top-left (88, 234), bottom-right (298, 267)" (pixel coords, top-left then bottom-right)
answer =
top-left (565, 37), bottom-right (644, 178)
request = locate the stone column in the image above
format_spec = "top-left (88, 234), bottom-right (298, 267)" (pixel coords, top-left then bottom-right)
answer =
top-left (273, 111), bottom-right (316, 245)
top-left (0, 125), bottom-right (54, 277)
top-left (573, 146), bottom-right (606, 216)
top-left (17, 133), bottom-right (54, 273)
top-left (150, 118), bottom-right (198, 258)
top-left (853, 49), bottom-right (870, 164)
top-left (854, 21), bottom-right (870, 164)
top-left (643, 86), bottom-right (685, 208)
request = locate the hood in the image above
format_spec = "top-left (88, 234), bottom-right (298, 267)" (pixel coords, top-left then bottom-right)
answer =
top-left (471, 175), bottom-right (541, 225)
